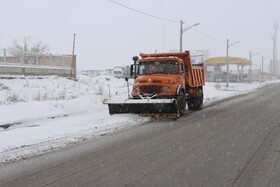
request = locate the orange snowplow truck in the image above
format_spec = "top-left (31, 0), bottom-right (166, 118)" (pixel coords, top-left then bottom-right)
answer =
top-left (106, 51), bottom-right (205, 118)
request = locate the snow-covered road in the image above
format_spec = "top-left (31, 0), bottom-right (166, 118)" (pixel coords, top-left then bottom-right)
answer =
top-left (0, 75), bottom-right (279, 164)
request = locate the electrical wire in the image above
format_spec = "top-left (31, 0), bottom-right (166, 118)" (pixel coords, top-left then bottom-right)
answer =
top-left (109, 0), bottom-right (227, 43)
top-left (26, 34), bottom-right (73, 39)
top-left (191, 28), bottom-right (226, 42)
top-left (108, 0), bottom-right (179, 24)
top-left (0, 34), bottom-right (73, 39)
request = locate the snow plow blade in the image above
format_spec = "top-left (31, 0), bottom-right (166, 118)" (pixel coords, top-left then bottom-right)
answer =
top-left (105, 98), bottom-right (179, 118)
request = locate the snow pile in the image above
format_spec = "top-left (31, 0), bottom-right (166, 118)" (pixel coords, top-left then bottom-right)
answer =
top-left (0, 75), bottom-right (123, 104)
top-left (203, 82), bottom-right (264, 102)
top-left (0, 75), bottom-right (152, 164)
top-left (0, 75), bottom-right (279, 164)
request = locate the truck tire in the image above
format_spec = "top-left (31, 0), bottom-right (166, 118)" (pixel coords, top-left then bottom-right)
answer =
top-left (187, 98), bottom-right (195, 111)
top-left (177, 91), bottom-right (186, 116)
top-left (188, 88), bottom-right (203, 111)
top-left (196, 88), bottom-right (203, 110)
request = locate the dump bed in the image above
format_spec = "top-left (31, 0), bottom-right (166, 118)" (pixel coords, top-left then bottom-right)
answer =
top-left (140, 51), bottom-right (205, 88)
top-left (187, 64), bottom-right (205, 87)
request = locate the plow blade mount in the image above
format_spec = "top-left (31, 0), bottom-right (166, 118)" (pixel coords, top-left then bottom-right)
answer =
top-left (106, 99), bottom-right (179, 117)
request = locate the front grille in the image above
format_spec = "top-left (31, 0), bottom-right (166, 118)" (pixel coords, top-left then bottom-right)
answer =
top-left (139, 80), bottom-right (162, 83)
top-left (140, 86), bottom-right (162, 94)
top-left (152, 80), bottom-right (162, 83)
top-left (139, 80), bottom-right (148, 83)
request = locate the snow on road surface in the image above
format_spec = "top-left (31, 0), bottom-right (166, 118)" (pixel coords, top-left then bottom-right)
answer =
top-left (0, 75), bottom-right (279, 164)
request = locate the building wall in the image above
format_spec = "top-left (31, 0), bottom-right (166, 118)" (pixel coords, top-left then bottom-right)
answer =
top-left (0, 65), bottom-right (71, 77)
top-left (0, 51), bottom-right (75, 78)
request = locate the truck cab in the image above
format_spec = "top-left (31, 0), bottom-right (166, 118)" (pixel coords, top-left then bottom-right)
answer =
top-left (131, 57), bottom-right (186, 99)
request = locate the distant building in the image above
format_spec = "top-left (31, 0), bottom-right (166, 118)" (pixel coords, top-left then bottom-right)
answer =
top-left (81, 70), bottom-right (98, 77)
top-left (97, 70), bottom-right (106, 76)
top-left (193, 49), bottom-right (209, 60)
top-left (105, 69), bottom-right (113, 76)
top-left (113, 66), bottom-right (125, 78)
top-left (81, 66), bottom-right (129, 78)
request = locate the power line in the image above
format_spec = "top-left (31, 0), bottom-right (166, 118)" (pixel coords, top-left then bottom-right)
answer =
top-left (26, 34), bottom-right (73, 39)
top-left (191, 28), bottom-right (225, 42)
top-left (109, 0), bottom-right (226, 43)
top-left (0, 34), bottom-right (73, 39)
top-left (108, 0), bottom-right (179, 24)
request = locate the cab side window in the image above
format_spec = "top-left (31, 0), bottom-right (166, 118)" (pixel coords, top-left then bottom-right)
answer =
top-left (180, 63), bottom-right (184, 74)
top-left (185, 64), bottom-right (189, 72)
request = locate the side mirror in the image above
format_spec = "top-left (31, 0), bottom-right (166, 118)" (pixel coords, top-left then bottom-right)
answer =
top-left (132, 56), bottom-right (139, 79)
top-left (132, 56), bottom-right (139, 62)
top-left (130, 64), bottom-right (134, 78)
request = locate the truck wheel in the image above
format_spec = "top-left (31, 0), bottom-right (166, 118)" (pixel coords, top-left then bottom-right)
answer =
top-left (177, 91), bottom-right (186, 116)
top-left (187, 98), bottom-right (194, 111)
top-left (196, 88), bottom-right (203, 110)
top-left (188, 88), bottom-right (203, 111)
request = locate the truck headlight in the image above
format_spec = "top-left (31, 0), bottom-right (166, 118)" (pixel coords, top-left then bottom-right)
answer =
top-left (132, 87), bottom-right (139, 94)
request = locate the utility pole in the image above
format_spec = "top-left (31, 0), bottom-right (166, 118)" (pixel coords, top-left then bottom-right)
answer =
top-left (71, 33), bottom-right (76, 79)
top-left (226, 38), bottom-right (239, 87)
top-left (261, 56), bottom-right (269, 82)
top-left (180, 20), bottom-right (183, 52)
top-left (262, 56), bottom-right (264, 82)
top-left (249, 51), bottom-right (259, 83)
top-left (249, 51), bottom-right (252, 82)
top-left (179, 20), bottom-right (200, 52)
top-left (226, 39), bottom-right (229, 87)
top-left (163, 24), bottom-right (165, 52)
top-left (272, 22), bottom-right (278, 75)
top-left (3, 48), bottom-right (6, 63)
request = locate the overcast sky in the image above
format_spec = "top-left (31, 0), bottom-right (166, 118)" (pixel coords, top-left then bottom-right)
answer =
top-left (0, 0), bottom-right (279, 71)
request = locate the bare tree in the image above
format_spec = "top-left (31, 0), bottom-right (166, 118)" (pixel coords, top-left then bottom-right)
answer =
top-left (8, 38), bottom-right (49, 65)
top-left (8, 38), bottom-right (29, 57)
top-left (30, 41), bottom-right (49, 54)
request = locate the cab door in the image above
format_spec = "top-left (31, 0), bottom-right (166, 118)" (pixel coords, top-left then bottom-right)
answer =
top-left (179, 62), bottom-right (186, 90)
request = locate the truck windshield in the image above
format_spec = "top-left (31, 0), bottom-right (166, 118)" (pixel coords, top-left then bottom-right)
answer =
top-left (138, 61), bottom-right (179, 75)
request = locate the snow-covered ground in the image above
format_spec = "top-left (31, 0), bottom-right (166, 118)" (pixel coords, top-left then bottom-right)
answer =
top-left (0, 75), bottom-right (279, 164)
